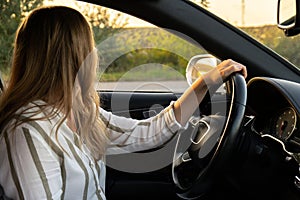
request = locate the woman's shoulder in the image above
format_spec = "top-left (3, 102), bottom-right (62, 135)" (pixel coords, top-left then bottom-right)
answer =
top-left (4, 100), bottom-right (60, 133)
top-left (16, 100), bottom-right (50, 115)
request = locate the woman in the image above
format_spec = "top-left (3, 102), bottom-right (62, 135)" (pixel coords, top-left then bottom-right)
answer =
top-left (0, 6), bottom-right (247, 200)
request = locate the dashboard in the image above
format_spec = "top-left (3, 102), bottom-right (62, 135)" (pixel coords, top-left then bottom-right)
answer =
top-left (246, 77), bottom-right (300, 155)
top-left (229, 77), bottom-right (300, 199)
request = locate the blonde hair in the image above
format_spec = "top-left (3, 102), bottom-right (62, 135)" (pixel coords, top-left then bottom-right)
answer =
top-left (0, 6), bottom-right (108, 159)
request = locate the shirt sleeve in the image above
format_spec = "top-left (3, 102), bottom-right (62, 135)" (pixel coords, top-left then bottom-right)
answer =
top-left (1, 123), bottom-right (63, 200)
top-left (100, 101), bottom-right (187, 154)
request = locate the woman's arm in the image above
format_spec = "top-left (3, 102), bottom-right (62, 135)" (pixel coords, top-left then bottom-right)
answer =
top-left (173, 59), bottom-right (247, 126)
top-left (103, 59), bottom-right (247, 153)
top-left (101, 104), bottom-right (184, 154)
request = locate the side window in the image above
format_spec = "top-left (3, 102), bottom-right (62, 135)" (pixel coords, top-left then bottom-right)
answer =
top-left (18, 1), bottom-right (208, 93)
top-left (77, 3), bottom-right (208, 92)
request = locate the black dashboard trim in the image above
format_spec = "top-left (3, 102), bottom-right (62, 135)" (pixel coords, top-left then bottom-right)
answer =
top-left (247, 77), bottom-right (300, 116)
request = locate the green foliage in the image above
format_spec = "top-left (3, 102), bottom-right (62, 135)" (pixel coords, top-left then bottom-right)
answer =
top-left (102, 48), bottom-right (188, 76)
top-left (242, 25), bottom-right (300, 68)
top-left (0, 0), bottom-right (21, 73)
top-left (96, 25), bottom-right (300, 81)
top-left (77, 2), bottom-right (129, 43)
top-left (99, 64), bottom-right (184, 82)
top-left (97, 28), bottom-right (205, 80)
top-left (0, 0), bottom-right (43, 73)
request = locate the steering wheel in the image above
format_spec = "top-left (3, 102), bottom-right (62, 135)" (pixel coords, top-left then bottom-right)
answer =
top-left (172, 73), bottom-right (247, 199)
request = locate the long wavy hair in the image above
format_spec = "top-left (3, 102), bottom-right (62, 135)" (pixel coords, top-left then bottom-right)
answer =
top-left (0, 6), bottom-right (108, 159)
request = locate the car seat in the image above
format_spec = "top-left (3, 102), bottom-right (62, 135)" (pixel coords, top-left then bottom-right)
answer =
top-left (0, 72), bottom-right (10, 200)
top-left (0, 71), bottom-right (4, 94)
top-left (0, 186), bottom-right (11, 200)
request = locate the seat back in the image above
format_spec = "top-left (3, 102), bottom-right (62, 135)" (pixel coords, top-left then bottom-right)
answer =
top-left (0, 74), bottom-right (10, 199)
top-left (0, 71), bottom-right (4, 94)
top-left (0, 185), bottom-right (12, 200)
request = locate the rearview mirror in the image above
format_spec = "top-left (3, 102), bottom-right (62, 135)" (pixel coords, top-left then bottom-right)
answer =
top-left (277, 0), bottom-right (300, 36)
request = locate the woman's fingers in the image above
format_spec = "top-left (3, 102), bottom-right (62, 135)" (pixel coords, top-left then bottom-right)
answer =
top-left (201, 59), bottom-right (247, 88)
top-left (217, 59), bottom-right (247, 80)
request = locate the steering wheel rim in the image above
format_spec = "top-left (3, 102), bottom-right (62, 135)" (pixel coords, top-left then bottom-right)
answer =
top-left (172, 73), bottom-right (247, 199)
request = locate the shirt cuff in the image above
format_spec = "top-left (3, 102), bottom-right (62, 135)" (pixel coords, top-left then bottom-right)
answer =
top-left (164, 101), bottom-right (189, 133)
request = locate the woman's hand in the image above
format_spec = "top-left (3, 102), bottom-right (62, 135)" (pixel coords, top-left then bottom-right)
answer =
top-left (202, 59), bottom-right (247, 88)
top-left (173, 59), bottom-right (247, 126)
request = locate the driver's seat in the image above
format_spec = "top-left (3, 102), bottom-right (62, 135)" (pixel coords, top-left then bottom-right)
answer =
top-left (0, 186), bottom-right (11, 200)
top-left (0, 71), bottom-right (10, 200)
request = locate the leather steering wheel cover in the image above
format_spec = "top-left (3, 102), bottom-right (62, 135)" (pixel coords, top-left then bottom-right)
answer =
top-left (210, 73), bottom-right (247, 170)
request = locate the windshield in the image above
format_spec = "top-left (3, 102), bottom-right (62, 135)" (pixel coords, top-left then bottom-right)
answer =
top-left (192, 0), bottom-right (300, 69)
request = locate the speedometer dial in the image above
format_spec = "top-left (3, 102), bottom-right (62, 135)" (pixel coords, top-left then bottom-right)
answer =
top-left (274, 107), bottom-right (297, 140)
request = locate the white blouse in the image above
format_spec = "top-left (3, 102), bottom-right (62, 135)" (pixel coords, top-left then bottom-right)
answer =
top-left (0, 101), bottom-right (185, 200)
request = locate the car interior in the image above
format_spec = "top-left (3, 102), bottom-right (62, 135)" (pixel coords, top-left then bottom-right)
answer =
top-left (1, 0), bottom-right (300, 200)
top-left (93, 1), bottom-right (300, 199)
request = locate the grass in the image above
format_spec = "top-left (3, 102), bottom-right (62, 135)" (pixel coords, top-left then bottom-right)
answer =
top-left (98, 66), bottom-right (185, 82)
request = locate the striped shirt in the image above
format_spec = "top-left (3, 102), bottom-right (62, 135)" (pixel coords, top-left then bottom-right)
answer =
top-left (0, 100), bottom-right (184, 200)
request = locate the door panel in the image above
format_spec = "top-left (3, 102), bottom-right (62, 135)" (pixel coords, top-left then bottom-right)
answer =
top-left (100, 91), bottom-right (179, 119)
top-left (99, 91), bottom-right (182, 199)
top-left (100, 90), bottom-right (231, 199)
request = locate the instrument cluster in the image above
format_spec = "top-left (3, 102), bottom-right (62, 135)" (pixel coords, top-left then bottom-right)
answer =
top-left (271, 107), bottom-right (297, 140)
top-left (251, 106), bottom-right (300, 152)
